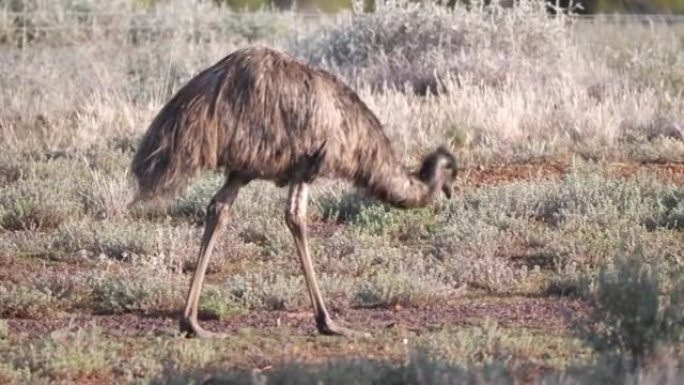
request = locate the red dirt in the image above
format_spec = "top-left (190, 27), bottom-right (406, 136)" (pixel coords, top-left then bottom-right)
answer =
top-left (464, 161), bottom-right (566, 187)
top-left (7, 297), bottom-right (589, 338)
top-left (463, 160), bottom-right (684, 187)
top-left (607, 162), bottom-right (684, 184)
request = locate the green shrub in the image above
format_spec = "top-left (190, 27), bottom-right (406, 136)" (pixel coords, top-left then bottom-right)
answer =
top-left (643, 190), bottom-right (684, 231)
top-left (85, 268), bottom-right (184, 315)
top-left (7, 326), bottom-right (115, 381)
top-left (316, 191), bottom-right (438, 239)
top-left (167, 172), bottom-right (224, 223)
top-left (0, 162), bottom-right (22, 185)
top-left (198, 286), bottom-right (242, 320)
top-left (51, 220), bottom-right (158, 260)
top-left (581, 250), bottom-right (684, 362)
top-left (87, 274), bottom-right (153, 314)
top-left (0, 285), bottom-right (62, 319)
top-left (315, 190), bottom-right (362, 222)
top-left (155, 345), bottom-right (517, 385)
top-left (0, 156), bottom-right (90, 230)
top-left (353, 272), bottom-right (444, 308)
top-left (0, 179), bottom-right (83, 231)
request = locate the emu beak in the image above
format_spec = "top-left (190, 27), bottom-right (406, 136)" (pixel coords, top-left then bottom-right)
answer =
top-left (442, 184), bottom-right (453, 199)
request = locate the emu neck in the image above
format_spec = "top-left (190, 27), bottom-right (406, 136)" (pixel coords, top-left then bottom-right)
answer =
top-left (353, 144), bottom-right (440, 209)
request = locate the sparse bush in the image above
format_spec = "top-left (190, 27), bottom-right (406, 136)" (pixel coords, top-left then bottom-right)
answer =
top-left (505, 171), bottom-right (660, 227)
top-left (349, 203), bottom-right (396, 235)
top-left (545, 273), bottom-right (590, 298)
top-left (316, 190), bottom-right (438, 239)
top-left (0, 0), bottom-right (296, 47)
top-left (643, 190), bottom-right (684, 231)
top-left (154, 346), bottom-right (514, 385)
top-left (580, 250), bottom-right (684, 363)
top-left (198, 286), bottom-right (242, 320)
top-left (315, 190), bottom-right (373, 223)
top-left (0, 156), bottom-right (91, 230)
top-left (84, 268), bottom-right (183, 314)
top-left (80, 148), bottom-right (133, 219)
top-left (51, 220), bottom-right (159, 259)
top-left (0, 162), bottom-right (22, 185)
top-left (88, 274), bottom-right (152, 314)
top-left (94, 228), bottom-right (141, 257)
top-left (556, 349), bottom-right (684, 385)
top-left (238, 217), bottom-right (292, 258)
top-left (289, 1), bottom-right (683, 161)
top-left (224, 276), bottom-right (259, 309)
top-left (168, 172), bottom-right (224, 223)
top-left (292, 0), bottom-right (575, 93)
top-left (0, 178), bottom-right (84, 231)
top-left (87, 270), bottom-right (180, 314)
top-left (0, 285), bottom-right (62, 318)
top-left (448, 125), bottom-right (468, 149)
top-left (7, 326), bottom-right (115, 381)
top-left (203, 272), bottom-right (313, 311)
top-left (353, 272), bottom-right (445, 308)
top-left (257, 273), bottom-right (308, 311)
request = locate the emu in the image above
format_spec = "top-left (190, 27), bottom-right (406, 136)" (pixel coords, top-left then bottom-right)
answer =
top-left (131, 47), bottom-right (457, 338)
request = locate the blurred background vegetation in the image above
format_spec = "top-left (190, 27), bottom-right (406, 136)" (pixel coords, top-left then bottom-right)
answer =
top-left (208, 0), bottom-right (683, 14)
top-left (2, 0), bottom-right (683, 14)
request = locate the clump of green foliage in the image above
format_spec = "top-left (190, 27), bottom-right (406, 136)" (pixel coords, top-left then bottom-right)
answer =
top-left (87, 273), bottom-right (157, 314)
top-left (79, 267), bottom-right (185, 315)
top-left (5, 326), bottom-right (116, 382)
top-left (155, 346), bottom-right (514, 385)
top-left (51, 220), bottom-right (159, 260)
top-left (0, 181), bottom-right (83, 231)
top-left (198, 286), bottom-right (243, 320)
top-left (581, 249), bottom-right (684, 364)
top-left (353, 272), bottom-right (445, 308)
top-left (316, 191), bottom-right (438, 239)
top-left (0, 285), bottom-right (62, 319)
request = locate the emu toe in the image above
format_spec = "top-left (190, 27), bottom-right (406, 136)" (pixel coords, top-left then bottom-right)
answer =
top-left (180, 318), bottom-right (227, 339)
top-left (318, 321), bottom-right (371, 339)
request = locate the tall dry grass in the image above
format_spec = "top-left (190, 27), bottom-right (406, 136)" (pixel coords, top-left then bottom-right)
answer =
top-left (0, 0), bottom-right (681, 164)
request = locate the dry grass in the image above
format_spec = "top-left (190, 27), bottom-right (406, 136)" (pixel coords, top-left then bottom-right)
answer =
top-left (0, 1), bottom-right (681, 164)
top-left (0, 0), bottom-right (682, 383)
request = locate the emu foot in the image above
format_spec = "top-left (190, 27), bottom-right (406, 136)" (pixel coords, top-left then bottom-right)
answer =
top-left (179, 317), bottom-right (226, 339)
top-left (317, 320), bottom-right (371, 338)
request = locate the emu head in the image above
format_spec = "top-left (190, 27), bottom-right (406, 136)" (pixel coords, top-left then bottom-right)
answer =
top-left (418, 146), bottom-right (458, 199)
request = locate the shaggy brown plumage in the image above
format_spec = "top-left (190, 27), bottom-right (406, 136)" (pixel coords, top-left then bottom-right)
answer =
top-left (130, 46), bottom-right (457, 338)
top-left (131, 46), bottom-right (456, 207)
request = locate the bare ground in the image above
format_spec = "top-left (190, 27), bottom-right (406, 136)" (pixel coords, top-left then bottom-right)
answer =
top-left (6, 296), bottom-right (590, 338)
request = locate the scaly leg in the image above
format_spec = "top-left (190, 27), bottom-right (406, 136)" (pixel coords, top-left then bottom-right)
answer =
top-left (285, 183), bottom-right (369, 338)
top-left (180, 176), bottom-right (243, 338)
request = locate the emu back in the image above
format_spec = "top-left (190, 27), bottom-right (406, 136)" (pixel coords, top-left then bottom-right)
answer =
top-left (131, 46), bottom-right (393, 200)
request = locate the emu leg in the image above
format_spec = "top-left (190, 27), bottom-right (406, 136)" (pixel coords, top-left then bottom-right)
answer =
top-left (180, 177), bottom-right (242, 339)
top-left (285, 183), bottom-right (369, 338)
